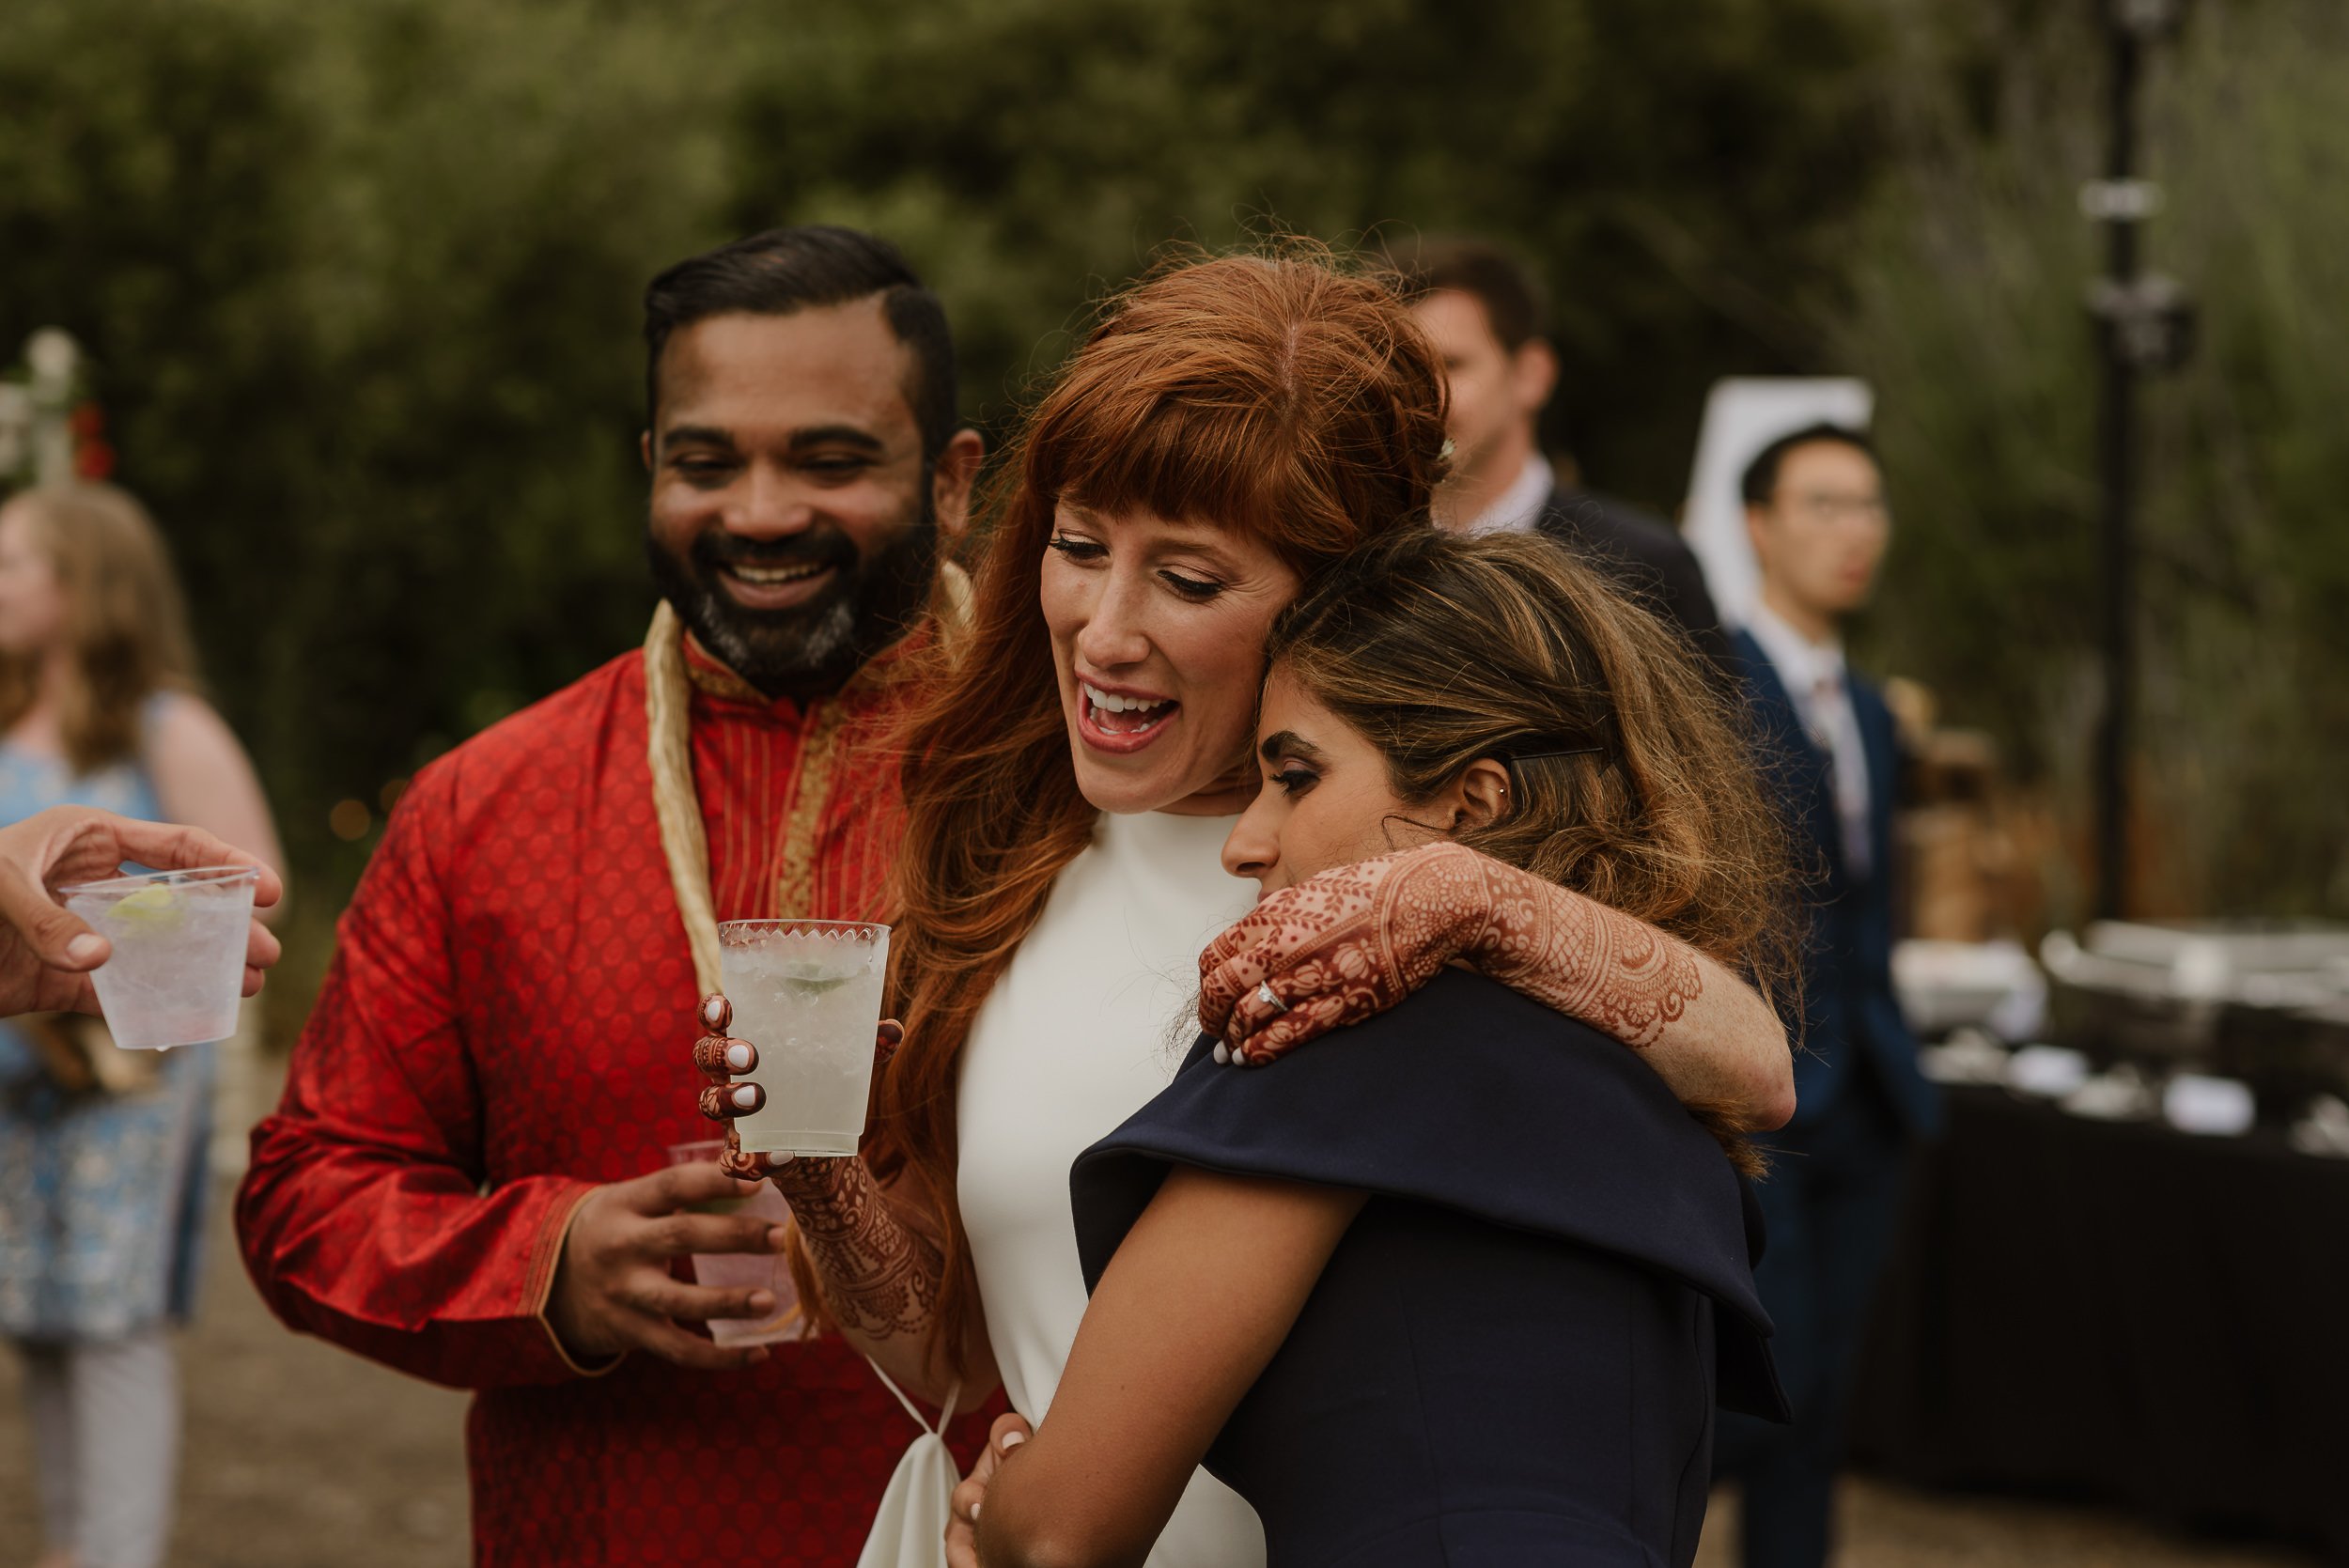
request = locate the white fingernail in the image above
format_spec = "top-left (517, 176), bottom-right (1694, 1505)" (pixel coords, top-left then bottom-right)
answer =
top-left (725, 1044), bottom-right (753, 1072)
top-left (999, 1430), bottom-right (1026, 1450)
top-left (971, 1501), bottom-right (981, 1522)
top-left (1212, 1043), bottom-right (1231, 1066)
top-left (733, 1085), bottom-right (757, 1109)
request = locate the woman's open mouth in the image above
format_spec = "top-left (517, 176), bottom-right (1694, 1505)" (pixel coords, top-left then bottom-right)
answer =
top-left (1078, 680), bottom-right (1179, 753)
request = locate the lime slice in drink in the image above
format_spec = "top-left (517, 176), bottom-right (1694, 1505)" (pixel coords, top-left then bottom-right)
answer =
top-left (110, 883), bottom-right (185, 932)
top-left (777, 962), bottom-right (858, 996)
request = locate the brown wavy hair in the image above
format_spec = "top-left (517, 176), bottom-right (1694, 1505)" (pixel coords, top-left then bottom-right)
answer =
top-left (869, 244), bottom-right (1451, 1379)
top-left (0, 484), bottom-right (198, 773)
top-left (1263, 527), bottom-right (1799, 1175)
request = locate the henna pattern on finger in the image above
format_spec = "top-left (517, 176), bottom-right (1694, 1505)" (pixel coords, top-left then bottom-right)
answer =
top-left (699, 1082), bottom-right (763, 1120)
top-left (716, 1129), bottom-right (786, 1182)
top-left (692, 1033), bottom-right (754, 1079)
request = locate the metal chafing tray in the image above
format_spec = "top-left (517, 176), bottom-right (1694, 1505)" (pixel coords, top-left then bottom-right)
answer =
top-left (2043, 923), bottom-right (2349, 1114)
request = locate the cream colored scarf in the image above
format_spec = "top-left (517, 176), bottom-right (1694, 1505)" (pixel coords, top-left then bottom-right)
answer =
top-left (644, 567), bottom-right (970, 992)
top-left (645, 599), bottom-right (726, 996)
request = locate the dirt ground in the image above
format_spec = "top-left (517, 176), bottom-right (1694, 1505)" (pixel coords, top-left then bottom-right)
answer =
top-left (0, 1181), bottom-right (2317, 1568)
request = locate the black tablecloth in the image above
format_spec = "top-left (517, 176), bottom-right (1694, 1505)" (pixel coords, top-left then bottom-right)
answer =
top-left (1847, 1085), bottom-right (2349, 1561)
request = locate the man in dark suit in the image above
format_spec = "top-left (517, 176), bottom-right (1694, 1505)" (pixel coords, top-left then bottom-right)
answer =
top-left (1398, 239), bottom-right (1732, 669)
top-left (1719, 422), bottom-right (1940, 1568)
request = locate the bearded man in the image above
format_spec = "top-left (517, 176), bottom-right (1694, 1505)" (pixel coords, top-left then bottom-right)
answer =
top-left (237, 226), bottom-right (988, 1564)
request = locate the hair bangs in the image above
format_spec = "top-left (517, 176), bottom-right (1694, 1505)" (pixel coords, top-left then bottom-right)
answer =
top-left (1036, 388), bottom-right (1312, 551)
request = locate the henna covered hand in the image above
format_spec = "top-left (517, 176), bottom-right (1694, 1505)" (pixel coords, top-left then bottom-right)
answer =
top-left (1197, 843), bottom-right (1497, 1064)
top-left (1199, 841), bottom-right (1706, 1064)
top-left (691, 995), bottom-right (902, 1180)
top-left (688, 995), bottom-right (938, 1343)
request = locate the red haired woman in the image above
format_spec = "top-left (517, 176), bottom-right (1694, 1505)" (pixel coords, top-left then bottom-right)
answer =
top-left (696, 249), bottom-right (1793, 1564)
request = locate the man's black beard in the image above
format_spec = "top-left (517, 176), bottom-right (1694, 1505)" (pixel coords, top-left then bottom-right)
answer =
top-left (646, 491), bottom-right (940, 700)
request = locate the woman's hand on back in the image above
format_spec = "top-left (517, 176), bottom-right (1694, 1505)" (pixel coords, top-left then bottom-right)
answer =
top-left (945, 1411), bottom-right (1034, 1568)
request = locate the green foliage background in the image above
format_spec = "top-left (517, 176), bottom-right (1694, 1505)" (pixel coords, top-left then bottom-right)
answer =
top-left (1, 0), bottom-right (2342, 1026)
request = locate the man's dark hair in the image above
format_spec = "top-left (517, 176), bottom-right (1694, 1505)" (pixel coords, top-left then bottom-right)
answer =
top-left (1739, 422), bottom-right (1878, 507)
top-left (1390, 237), bottom-right (1549, 352)
top-left (642, 225), bottom-right (958, 461)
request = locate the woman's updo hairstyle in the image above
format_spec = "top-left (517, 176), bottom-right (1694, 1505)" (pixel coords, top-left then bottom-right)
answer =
top-left (1265, 526), bottom-right (1797, 1003)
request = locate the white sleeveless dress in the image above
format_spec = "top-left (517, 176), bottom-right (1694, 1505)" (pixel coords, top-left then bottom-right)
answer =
top-left (957, 808), bottom-right (1266, 1566)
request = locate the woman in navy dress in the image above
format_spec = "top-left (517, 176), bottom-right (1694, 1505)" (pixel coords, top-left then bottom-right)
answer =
top-left (958, 528), bottom-right (1796, 1567)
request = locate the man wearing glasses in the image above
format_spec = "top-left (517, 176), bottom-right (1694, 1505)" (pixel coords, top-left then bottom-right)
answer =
top-left (1719, 423), bottom-right (1939, 1568)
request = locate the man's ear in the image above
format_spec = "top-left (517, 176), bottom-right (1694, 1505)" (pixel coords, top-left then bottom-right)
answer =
top-left (1511, 339), bottom-right (1559, 419)
top-left (1451, 757), bottom-right (1515, 832)
top-left (931, 429), bottom-right (987, 541)
top-left (1744, 503), bottom-right (1773, 566)
top-left (640, 429), bottom-right (655, 474)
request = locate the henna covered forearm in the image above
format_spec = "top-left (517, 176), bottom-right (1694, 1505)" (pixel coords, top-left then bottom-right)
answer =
top-left (1200, 843), bottom-right (1794, 1129)
top-left (1465, 862), bottom-right (1703, 1050)
top-left (691, 997), bottom-right (953, 1358)
top-left (1465, 860), bottom-right (1790, 1126)
top-left (764, 1156), bottom-right (943, 1344)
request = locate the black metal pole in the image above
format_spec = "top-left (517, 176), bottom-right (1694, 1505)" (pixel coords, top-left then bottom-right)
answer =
top-left (2093, 20), bottom-right (2141, 923)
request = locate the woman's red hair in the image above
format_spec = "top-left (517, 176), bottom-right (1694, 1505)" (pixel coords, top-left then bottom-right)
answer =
top-left (867, 244), bottom-right (1449, 1379)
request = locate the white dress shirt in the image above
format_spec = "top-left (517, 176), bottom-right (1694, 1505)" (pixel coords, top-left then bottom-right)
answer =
top-left (1746, 600), bottom-right (1875, 879)
top-left (1463, 452), bottom-right (1555, 536)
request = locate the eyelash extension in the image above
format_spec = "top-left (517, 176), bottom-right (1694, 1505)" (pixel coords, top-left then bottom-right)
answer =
top-left (1046, 535), bottom-right (1104, 559)
top-left (1274, 768), bottom-right (1317, 795)
top-left (1160, 571), bottom-right (1223, 599)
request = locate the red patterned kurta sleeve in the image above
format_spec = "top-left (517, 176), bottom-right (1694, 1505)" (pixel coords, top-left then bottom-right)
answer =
top-left (235, 765), bottom-right (599, 1389)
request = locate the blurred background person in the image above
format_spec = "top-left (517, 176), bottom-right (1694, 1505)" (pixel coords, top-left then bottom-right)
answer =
top-left (1396, 238), bottom-right (1732, 668)
top-left (0, 482), bottom-right (284, 1568)
top-left (1716, 424), bottom-right (1937, 1568)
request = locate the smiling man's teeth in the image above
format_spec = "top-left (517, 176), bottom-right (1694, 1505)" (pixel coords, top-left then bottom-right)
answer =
top-left (727, 562), bottom-right (829, 585)
top-left (1083, 683), bottom-right (1172, 715)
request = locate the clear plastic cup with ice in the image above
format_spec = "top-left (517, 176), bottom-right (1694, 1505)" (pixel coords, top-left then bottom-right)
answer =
top-left (716, 918), bottom-right (889, 1158)
top-left (60, 864), bottom-right (257, 1050)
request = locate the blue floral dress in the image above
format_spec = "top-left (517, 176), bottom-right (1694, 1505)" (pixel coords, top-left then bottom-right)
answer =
top-left (0, 718), bottom-right (213, 1341)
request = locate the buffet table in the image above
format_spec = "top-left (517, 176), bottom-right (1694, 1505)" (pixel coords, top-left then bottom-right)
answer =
top-left (1846, 1084), bottom-right (2349, 1560)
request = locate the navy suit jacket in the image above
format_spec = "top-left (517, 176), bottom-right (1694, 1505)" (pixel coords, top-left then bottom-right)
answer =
top-left (1731, 629), bottom-right (1939, 1136)
top-left (1536, 485), bottom-right (1735, 672)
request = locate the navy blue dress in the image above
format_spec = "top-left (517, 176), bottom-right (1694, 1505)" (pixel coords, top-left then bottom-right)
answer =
top-left (1070, 970), bottom-right (1787, 1567)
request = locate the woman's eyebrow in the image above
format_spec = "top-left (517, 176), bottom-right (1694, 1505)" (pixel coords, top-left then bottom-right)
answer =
top-left (1259, 730), bottom-right (1326, 765)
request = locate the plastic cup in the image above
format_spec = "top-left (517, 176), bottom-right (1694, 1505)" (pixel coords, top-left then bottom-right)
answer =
top-left (716, 919), bottom-right (889, 1158)
top-left (60, 864), bottom-right (257, 1050)
top-left (664, 1140), bottom-right (804, 1347)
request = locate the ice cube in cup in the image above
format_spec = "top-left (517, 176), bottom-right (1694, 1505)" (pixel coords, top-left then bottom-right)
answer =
top-left (664, 1140), bottom-right (805, 1347)
top-left (61, 864), bottom-right (257, 1050)
top-left (716, 919), bottom-right (889, 1158)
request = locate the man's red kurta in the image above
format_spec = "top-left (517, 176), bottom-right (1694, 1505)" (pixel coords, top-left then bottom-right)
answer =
top-left (238, 632), bottom-right (980, 1565)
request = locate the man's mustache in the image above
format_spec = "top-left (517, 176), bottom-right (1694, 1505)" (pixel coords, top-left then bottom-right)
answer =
top-left (692, 529), bottom-right (859, 574)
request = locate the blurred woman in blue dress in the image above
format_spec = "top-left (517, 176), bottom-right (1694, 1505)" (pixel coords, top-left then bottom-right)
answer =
top-left (0, 482), bottom-right (283, 1568)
